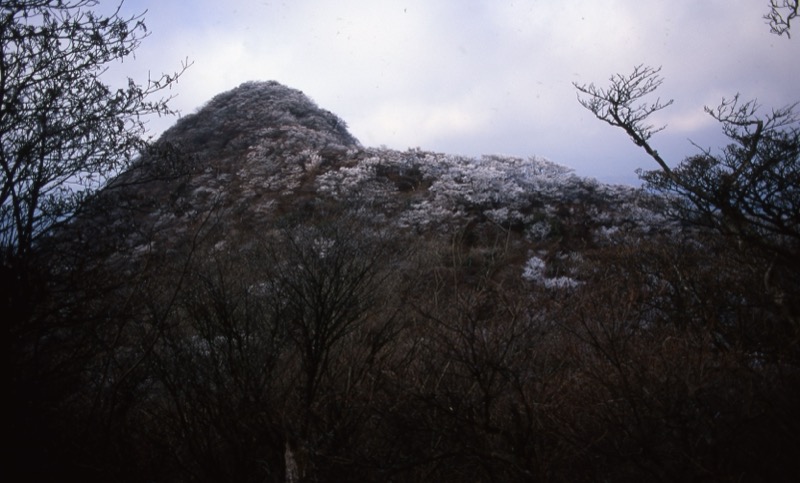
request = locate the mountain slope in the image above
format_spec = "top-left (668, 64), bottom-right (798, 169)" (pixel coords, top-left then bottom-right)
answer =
top-left (82, 81), bottom-right (668, 271)
top-left (26, 80), bottom-right (800, 482)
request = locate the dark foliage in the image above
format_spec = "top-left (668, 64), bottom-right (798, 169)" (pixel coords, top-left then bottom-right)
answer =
top-left (7, 4), bottom-right (800, 479)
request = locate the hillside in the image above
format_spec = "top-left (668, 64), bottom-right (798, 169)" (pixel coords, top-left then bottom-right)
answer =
top-left (76, 81), bottom-right (669, 280)
top-left (19, 81), bottom-right (799, 482)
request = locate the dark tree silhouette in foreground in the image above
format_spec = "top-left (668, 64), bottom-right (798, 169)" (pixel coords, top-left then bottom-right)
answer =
top-left (1, 0), bottom-right (189, 263)
top-left (3, 1), bottom-right (189, 479)
top-left (573, 6), bottom-right (799, 350)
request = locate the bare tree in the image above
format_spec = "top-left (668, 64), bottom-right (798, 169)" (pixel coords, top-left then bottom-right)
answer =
top-left (574, 65), bottom-right (674, 174)
top-left (266, 216), bottom-right (400, 409)
top-left (573, 0), bottom-right (800, 338)
top-left (765, 0), bottom-right (799, 37)
top-left (4, 2), bottom-right (190, 478)
top-left (1, 0), bottom-right (189, 262)
top-left (574, 67), bottom-right (799, 313)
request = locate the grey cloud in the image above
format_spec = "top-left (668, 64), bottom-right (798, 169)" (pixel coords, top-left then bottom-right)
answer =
top-left (110, 0), bottom-right (800, 185)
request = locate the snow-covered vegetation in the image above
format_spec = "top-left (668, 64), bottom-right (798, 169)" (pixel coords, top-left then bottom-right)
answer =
top-left (20, 81), bottom-right (799, 482)
top-left (95, 82), bottom-right (676, 275)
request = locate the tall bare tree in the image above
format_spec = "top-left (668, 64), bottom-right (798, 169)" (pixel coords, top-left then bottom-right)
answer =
top-left (1, 0), bottom-right (188, 263)
top-left (573, 3), bottom-right (799, 340)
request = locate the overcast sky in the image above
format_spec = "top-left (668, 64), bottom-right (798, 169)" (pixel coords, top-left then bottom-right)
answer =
top-left (106, 0), bottom-right (799, 185)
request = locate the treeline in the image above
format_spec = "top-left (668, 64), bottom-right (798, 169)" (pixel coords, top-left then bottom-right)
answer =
top-left (11, 194), bottom-right (799, 482)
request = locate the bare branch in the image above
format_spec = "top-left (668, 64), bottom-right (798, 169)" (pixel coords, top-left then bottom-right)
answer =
top-left (574, 65), bottom-right (674, 173)
top-left (765, 0), bottom-right (799, 37)
top-left (1, 1), bottom-right (190, 259)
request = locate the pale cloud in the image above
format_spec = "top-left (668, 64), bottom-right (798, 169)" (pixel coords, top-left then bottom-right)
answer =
top-left (663, 108), bottom-right (718, 134)
top-left (108, 0), bottom-right (800, 184)
top-left (359, 96), bottom-right (493, 149)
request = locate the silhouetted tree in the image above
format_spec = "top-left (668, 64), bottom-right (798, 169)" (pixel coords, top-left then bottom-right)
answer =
top-left (1, 0), bottom-right (188, 263)
top-left (766, 0), bottom-right (799, 37)
top-left (574, 64), bottom-right (799, 340)
top-left (4, 1), bottom-right (188, 478)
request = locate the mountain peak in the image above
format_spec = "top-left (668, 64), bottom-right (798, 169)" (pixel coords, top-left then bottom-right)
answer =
top-left (158, 81), bottom-right (359, 159)
top-left (88, 81), bottom-right (660, 267)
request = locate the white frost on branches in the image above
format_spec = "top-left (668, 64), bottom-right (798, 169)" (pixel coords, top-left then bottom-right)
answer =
top-left (522, 255), bottom-right (581, 289)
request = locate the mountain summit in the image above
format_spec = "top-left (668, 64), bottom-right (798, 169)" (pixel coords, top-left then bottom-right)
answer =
top-left (159, 81), bottom-right (360, 159)
top-left (70, 80), bottom-right (663, 269)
